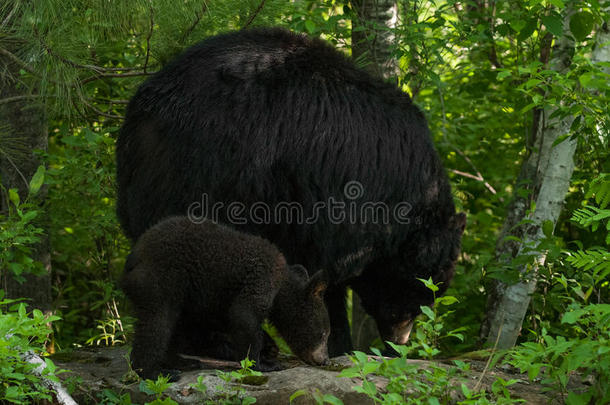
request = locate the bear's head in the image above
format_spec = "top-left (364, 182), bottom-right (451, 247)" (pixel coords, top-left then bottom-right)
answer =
top-left (352, 212), bottom-right (466, 346)
top-left (271, 265), bottom-right (330, 365)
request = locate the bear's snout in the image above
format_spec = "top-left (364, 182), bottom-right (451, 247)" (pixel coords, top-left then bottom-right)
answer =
top-left (303, 342), bottom-right (329, 366)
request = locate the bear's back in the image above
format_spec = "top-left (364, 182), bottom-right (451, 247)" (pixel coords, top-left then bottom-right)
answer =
top-left (118, 28), bottom-right (454, 278)
top-left (134, 217), bottom-right (285, 297)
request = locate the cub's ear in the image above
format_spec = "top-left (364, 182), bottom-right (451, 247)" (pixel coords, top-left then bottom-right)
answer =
top-left (307, 270), bottom-right (328, 299)
top-left (289, 264), bottom-right (309, 282)
top-left (450, 213), bottom-right (467, 235)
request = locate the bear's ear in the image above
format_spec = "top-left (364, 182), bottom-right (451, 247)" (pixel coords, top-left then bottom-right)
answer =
top-left (307, 270), bottom-right (328, 299)
top-left (450, 213), bottom-right (467, 235)
top-left (289, 264), bottom-right (309, 282)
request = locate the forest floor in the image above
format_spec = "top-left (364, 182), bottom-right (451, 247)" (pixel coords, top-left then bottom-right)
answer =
top-left (51, 347), bottom-right (585, 404)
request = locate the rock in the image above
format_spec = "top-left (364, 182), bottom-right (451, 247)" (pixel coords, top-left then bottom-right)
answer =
top-left (51, 347), bottom-right (573, 404)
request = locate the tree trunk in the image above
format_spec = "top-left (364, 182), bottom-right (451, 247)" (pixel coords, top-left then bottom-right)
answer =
top-left (483, 11), bottom-right (609, 349)
top-left (351, 0), bottom-right (399, 79)
top-left (350, 0), bottom-right (399, 351)
top-left (485, 118), bottom-right (577, 348)
top-left (0, 43), bottom-right (52, 312)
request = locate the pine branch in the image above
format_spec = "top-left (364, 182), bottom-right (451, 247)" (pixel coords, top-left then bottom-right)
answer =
top-left (0, 95), bottom-right (40, 105)
top-left (180, 2), bottom-right (208, 43)
top-left (80, 71), bottom-right (155, 85)
top-left (143, 3), bottom-right (154, 73)
top-left (32, 30), bottom-right (156, 78)
top-left (242, 0), bottom-right (266, 29)
top-left (0, 47), bottom-right (37, 76)
top-left (1, 0), bottom-right (21, 29)
top-left (75, 91), bottom-right (124, 120)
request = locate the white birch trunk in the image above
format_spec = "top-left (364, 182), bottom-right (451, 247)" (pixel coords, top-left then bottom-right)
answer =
top-left (351, 0), bottom-right (399, 79)
top-left (485, 10), bottom-right (609, 348)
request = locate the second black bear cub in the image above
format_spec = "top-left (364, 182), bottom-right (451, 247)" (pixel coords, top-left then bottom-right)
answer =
top-left (122, 216), bottom-right (330, 379)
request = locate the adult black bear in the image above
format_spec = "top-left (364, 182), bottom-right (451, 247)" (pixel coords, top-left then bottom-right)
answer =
top-left (122, 216), bottom-right (329, 380)
top-left (117, 27), bottom-right (466, 356)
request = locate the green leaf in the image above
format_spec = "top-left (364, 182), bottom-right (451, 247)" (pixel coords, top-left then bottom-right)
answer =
top-left (566, 391), bottom-right (593, 405)
top-left (524, 78), bottom-right (542, 89)
top-left (139, 380), bottom-right (155, 395)
top-left (362, 361), bottom-right (380, 376)
top-left (552, 134), bottom-right (570, 146)
top-left (29, 165), bottom-right (46, 196)
top-left (44, 358), bottom-right (56, 374)
top-left (9, 188), bottom-right (20, 206)
top-left (9, 262), bottom-right (24, 276)
top-left (353, 351), bottom-right (368, 365)
top-left (304, 20), bottom-right (316, 34)
top-left (578, 72), bottom-right (607, 90)
top-left (337, 367), bottom-right (360, 378)
top-left (361, 380), bottom-right (377, 396)
top-left (542, 220), bottom-right (555, 238)
top-left (386, 342), bottom-right (409, 357)
top-left (521, 103), bottom-right (537, 113)
top-left (547, 0), bottom-right (565, 8)
top-left (417, 277), bottom-right (439, 292)
top-left (322, 394), bottom-right (344, 405)
top-left (461, 383), bottom-right (471, 398)
top-left (570, 12), bottom-right (594, 41)
top-left (517, 18), bottom-right (538, 41)
top-left (510, 20), bottom-right (526, 33)
top-left (497, 70), bottom-right (512, 80)
top-left (289, 389), bottom-right (307, 403)
top-left (436, 295), bottom-right (458, 305)
top-left (420, 306), bottom-right (435, 320)
top-left (528, 363), bottom-right (543, 380)
top-left (542, 15), bottom-right (563, 37)
top-left (561, 309), bottom-right (586, 324)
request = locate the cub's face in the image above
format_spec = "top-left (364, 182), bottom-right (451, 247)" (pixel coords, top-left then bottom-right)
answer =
top-left (283, 266), bottom-right (330, 365)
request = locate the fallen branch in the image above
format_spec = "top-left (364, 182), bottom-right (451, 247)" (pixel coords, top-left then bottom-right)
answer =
top-left (23, 352), bottom-right (78, 405)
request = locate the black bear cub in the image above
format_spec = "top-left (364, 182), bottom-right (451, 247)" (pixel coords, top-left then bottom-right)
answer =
top-left (122, 216), bottom-right (330, 380)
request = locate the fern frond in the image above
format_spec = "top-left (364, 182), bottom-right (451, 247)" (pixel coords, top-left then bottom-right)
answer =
top-left (586, 173), bottom-right (610, 209)
top-left (565, 249), bottom-right (610, 280)
top-left (571, 206), bottom-right (610, 230)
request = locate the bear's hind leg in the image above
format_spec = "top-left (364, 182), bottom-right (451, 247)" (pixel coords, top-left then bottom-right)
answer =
top-left (131, 304), bottom-right (181, 381)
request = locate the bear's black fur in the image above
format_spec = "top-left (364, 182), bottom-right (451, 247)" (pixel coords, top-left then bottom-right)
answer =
top-left (121, 216), bottom-right (330, 380)
top-left (117, 27), bottom-right (466, 356)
